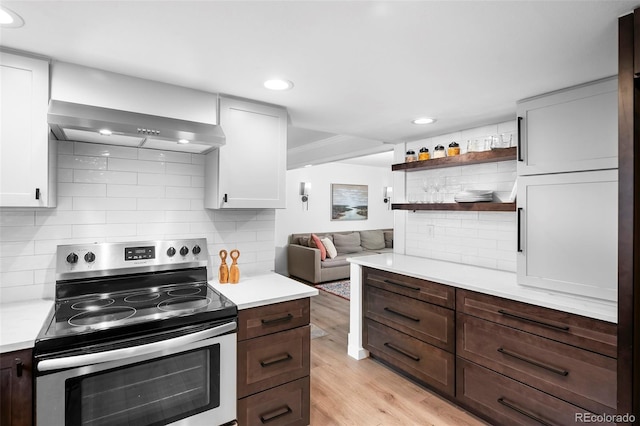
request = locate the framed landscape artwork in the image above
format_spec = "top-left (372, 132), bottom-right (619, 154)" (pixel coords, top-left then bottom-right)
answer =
top-left (331, 184), bottom-right (368, 221)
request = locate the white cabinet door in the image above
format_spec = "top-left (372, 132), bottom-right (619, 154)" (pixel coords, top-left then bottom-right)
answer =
top-left (516, 77), bottom-right (617, 176)
top-left (205, 96), bottom-right (287, 209)
top-left (516, 170), bottom-right (618, 301)
top-left (0, 52), bottom-right (55, 207)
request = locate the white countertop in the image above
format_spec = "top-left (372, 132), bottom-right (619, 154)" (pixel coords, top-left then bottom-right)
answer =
top-left (210, 272), bottom-right (318, 310)
top-left (349, 253), bottom-right (617, 323)
top-left (0, 299), bottom-right (54, 353)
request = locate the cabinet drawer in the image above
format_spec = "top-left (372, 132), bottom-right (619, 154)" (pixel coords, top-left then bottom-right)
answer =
top-left (238, 377), bottom-right (310, 426)
top-left (363, 267), bottom-right (455, 309)
top-left (364, 319), bottom-right (454, 396)
top-left (457, 289), bottom-right (616, 358)
top-left (457, 313), bottom-right (616, 414)
top-left (457, 358), bottom-right (612, 426)
top-left (238, 326), bottom-right (310, 398)
top-left (238, 298), bottom-right (310, 341)
top-left (364, 285), bottom-right (454, 352)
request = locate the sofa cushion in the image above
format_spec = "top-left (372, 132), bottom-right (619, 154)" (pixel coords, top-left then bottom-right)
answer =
top-left (384, 231), bottom-right (393, 248)
top-left (333, 232), bottom-right (363, 254)
top-left (310, 234), bottom-right (326, 260)
top-left (321, 237), bottom-right (338, 259)
top-left (360, 230), bottom-right (385, 250)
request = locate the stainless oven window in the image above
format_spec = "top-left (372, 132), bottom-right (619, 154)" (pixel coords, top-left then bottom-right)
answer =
top-left (65, 346), bottom-right (220, 426)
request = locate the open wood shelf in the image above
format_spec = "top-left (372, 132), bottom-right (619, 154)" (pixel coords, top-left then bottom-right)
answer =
top-left (392, 147), bottom-right (517, 171)
top-left (392, 202), bottom-right (516, 212)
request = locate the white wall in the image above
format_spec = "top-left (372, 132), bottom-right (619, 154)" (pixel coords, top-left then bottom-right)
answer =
top-left (274, 163), bottom-right (394, 275)
top-left (0, 141), bottom-right (276, 303)
top-left (396, 120), bottom-right (518, 272)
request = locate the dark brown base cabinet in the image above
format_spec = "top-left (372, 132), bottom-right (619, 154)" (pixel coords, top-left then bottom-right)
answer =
top-left (362, 267), bottom-right (618, 426)
top-left (0, 348), bottom-right (33, 426)
top-left (237, 298), bottom-right (311, 426)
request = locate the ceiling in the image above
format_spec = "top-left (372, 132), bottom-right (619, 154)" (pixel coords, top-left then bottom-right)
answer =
top-left (0, 0), bottom-right (634, 168)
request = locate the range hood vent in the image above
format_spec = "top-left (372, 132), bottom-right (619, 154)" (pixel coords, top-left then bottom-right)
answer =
top-left (48, 100), bottom-right (225, 154)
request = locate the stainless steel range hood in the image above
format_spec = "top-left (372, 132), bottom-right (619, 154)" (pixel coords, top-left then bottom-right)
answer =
top-left (48, 100), bottom-right (226, 154)
top-left (48, 61), bottom-right (225, 154)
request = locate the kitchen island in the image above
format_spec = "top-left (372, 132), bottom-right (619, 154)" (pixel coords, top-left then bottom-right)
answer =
top-left (349, 253), bottom-right (618, 425)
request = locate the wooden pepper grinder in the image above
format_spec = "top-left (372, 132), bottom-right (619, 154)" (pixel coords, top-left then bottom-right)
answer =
top-left (229, 249), bottom-right (240, 284)
top-left (218, 249), bottom-right (229, 284)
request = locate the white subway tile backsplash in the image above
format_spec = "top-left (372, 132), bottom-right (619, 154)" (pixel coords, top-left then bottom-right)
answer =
top-left (59, 183), bottom-right (107, 198)
top-left (59, 155), bottom-right (107, 171)
top-left (74, 142), bottom-right (138, 159)
top-left (108, 158), bottom-right (165, 174)
top-left (74, 170), bottom-right (137, 185)
top-left (0, 141), bottom-right (277, 302)
top-left (138, 149), bottom-right (192, 164)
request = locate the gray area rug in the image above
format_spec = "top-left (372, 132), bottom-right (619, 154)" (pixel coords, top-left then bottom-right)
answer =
top-left (310, 323), bottom-right (328, 339)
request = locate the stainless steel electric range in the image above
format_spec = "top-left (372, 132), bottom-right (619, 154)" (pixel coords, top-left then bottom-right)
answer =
top-left (33, 238), bottom-right (238, 426)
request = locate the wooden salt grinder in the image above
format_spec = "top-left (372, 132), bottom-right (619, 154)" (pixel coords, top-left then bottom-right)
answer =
top-left (218, 249), bottom-right (229, 284)
top-left (229, 249), bottom-right (240, 284)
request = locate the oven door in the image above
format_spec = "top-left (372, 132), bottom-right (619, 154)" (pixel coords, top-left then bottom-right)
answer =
top-left (36, 320), bottom-right (237, 426)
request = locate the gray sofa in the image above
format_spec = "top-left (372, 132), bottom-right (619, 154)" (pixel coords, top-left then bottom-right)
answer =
top-left (287, 229), bottom-right (393, 284)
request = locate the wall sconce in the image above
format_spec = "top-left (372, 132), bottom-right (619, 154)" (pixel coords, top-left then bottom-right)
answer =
top-left (300, 182), bottom-right (311, 209)
top-left (383, 186), bottom-right (392, 208)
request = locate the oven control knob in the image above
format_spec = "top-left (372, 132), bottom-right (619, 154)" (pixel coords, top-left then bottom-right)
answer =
top-left (167, 247), bottom-right (176, 257)
top-left (180, 246), bottom-right (189, 256)
top-left (84, 252), bottom-right (96, 263)
top-left (66, 253), bottom-right (78, 264)
top-left (192, 245), bottom-right (201, 255)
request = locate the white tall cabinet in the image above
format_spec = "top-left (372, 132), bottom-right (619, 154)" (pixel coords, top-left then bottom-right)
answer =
top-left (0, 51), bottom-right (56, 207)
top-left (205, 96), bottom-right (287, 209)
top-left (516, 77), bottom-right (618, 302)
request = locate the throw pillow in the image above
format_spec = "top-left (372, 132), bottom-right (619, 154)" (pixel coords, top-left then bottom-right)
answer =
top-left (321, 237), bottom-right (338, 259)
top-left (310, 233), bottom-right (326, 261)
top-left (359, 230), bottom-right (385, 250)
top-left (333, 232), bottom-right (363, 254)
top-left (298, 236), bottom-right (311, 247)
top-left (384, 231), bottom-right (393, 248)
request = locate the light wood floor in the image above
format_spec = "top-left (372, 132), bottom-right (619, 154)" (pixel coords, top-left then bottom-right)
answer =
top-left (309, 290), bottom-right (488, 426)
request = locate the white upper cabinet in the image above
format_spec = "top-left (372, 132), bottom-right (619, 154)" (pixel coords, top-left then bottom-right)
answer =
top-left (0, 51), bottom-right (56, 207)
top-left (516, 77), bottom-right (617, 176)
top-left (205, 96), bottom-right (287, 209)
top-left (516, 170), bottom-right (618, 302)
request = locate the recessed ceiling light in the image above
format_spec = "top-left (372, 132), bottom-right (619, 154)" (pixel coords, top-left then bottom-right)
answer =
top-left (304, 164), bottom-right (312, 168)
top-left (412, 117), bottom-right (437, 125)
top-left (178, 139), bottom-right (190, 144)
top-left (98, 129), bottom-right (112, 136)
top-left (0, 6), bottom-right (24, 28)
top-left (264, 79), bottom-right (294, 91)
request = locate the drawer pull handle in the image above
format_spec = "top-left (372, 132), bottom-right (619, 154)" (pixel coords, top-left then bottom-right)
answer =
top-left (384, 307), bottom-right (420, 322)
top-left (260, 353), bottom-right (293, 367)
top-left (497, 347), bottom-right (569, 376)
top-left (15, 359), bottom-right (23, 377)
top-left (259, 405), bottom-right (292, 424)
top-left (383, 279), bottom-right (420, 291)
top-left (497, 397), bottom-right (552, 426)
top-left (261, 313), bottom-right (293, 325)
top-left (383, 342), bottom-right (421, 362)
top-left (498, 310), bottom-right (570, 332)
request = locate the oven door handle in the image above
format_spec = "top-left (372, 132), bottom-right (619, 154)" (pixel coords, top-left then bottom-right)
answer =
top-left (37, 320), bottom-right (236, 372)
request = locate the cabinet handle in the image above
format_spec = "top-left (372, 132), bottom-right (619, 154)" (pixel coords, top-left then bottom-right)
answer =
top-left (383, 307), bottom-right (420, 322)
top-left (383, 279), bottom-right (420, 291)
top-left (260, 353), bottom-right (293, 368)
top-left (261, 313), bottom-right (293, 325)
top-left (516, 208), bottom-right (523, 253)
top-left (497, 397), bottom-right (553, 426)
top-left (517, 117), bottom-right (524, 162)
top-left (383, 342), bottom-right (420, 362)
top-left (497, 347), bottom-right (569, 376)
top-left (259, 405), bottom-right (292, 424)
top-left (15, 358), bottom-right (23, 377)
top-left (35, 188), bottom-right (41, 200)
top-left (497, 309), bottom-right (570, 332)
top-left (223, 193), bottom-right (228, 203)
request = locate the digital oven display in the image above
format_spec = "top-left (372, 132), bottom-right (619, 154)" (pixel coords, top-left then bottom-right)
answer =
top-left (124, 246), bottom-right (156, 261)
